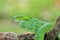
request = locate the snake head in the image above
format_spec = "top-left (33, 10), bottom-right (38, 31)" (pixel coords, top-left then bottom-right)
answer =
top-left (13, 15), bottom-right (32, 22)
top-left (13, 15), bottom-right (48, 33)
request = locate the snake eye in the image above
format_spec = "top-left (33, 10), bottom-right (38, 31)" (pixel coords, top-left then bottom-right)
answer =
top-left (15, 16), bottom-right (22, 20)
top-left (13, 16), bottom-right (22, 22)
top-left (16, 17), bottom-right (20, 19)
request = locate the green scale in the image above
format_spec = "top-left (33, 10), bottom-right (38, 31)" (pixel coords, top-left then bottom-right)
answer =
top-left (13, 15), bottom-right (53, 40)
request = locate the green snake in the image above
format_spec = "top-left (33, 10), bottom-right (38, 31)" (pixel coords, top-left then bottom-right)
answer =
top-left (13, 15), bottom-right (53, 40)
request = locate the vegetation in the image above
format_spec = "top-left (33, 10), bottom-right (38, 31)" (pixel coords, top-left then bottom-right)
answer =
top-left (0, 0), bottom-right (60, 40)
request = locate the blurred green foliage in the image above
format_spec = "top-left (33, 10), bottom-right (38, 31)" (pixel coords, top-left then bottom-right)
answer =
top-left (0, 0), bottom-right (60, 23)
